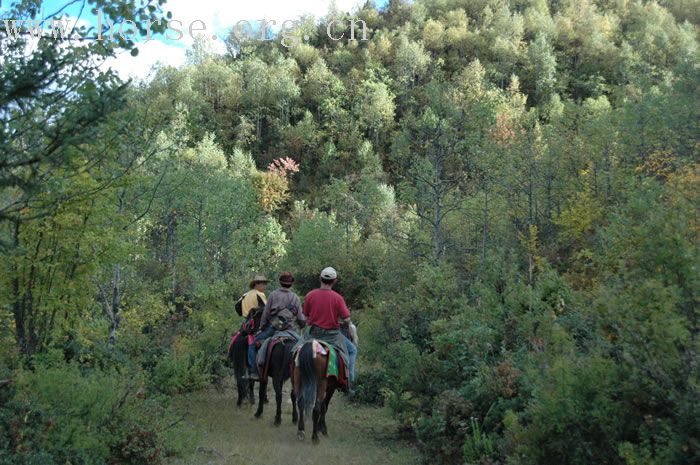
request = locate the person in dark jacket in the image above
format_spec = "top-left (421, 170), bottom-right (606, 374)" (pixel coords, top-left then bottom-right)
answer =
top-left (246, 272), bottom-right (303, 380)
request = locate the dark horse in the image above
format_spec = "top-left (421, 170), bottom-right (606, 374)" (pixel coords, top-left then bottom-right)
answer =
top-left (228, 309), bottom-right (263, 406)
top-left (254, 337), bottom-right (298, 425)
top-left (292, 341), bottom-right (339, 444)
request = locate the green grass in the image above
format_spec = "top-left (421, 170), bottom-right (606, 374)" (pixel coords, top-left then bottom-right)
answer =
top-left (168, 382), bottom-right (420, 465)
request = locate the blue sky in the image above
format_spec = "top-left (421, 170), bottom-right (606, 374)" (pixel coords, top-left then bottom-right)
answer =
top-left (3, 0), bottom-right (385, 79)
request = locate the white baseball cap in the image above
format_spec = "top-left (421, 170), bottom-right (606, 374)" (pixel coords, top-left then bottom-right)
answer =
top-left (320, 267), bottom-right (337, 280)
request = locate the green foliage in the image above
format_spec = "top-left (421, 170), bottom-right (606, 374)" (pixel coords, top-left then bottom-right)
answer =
top-left (463, 417), bottom-right (496, 464)
top-left (149, 351), bottom-right (212, 395)
top-left (353, 369), bottom-right (390, 406)
top-left (1, 1), bottom-right (698, 464)
top-left (1, 355), bottom-right (193, 465)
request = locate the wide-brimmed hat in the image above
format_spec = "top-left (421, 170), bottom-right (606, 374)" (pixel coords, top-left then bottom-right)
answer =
top-left (320, 267), bottom-right (337, 280)
top-left (279, 272), bottom-right (295, 285)
top-left (249, 275), bottom-right (269, 289)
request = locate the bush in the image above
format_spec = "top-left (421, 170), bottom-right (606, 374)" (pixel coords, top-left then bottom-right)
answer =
top-left (1, 356), bottom-right (193, 465)
top-left (360, 180), bottom-right (699, 465)
top-left (354, 368), bottom-right (390, 405)
top-left (149, 351), bottom-right (212, 395)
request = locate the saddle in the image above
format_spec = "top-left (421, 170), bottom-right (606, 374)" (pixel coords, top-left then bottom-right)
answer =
top-left (257, 334), bottom-right (296, 379)
top-left (226, 309), bottom-right (263, 357)
top-left (227, 331), bottom-right (255, 358)
top-left (291, 340), bottom-right (348, 387)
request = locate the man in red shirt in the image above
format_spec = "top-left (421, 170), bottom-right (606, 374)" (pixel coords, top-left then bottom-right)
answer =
top-left (303, 267), bottom-right (356, 394)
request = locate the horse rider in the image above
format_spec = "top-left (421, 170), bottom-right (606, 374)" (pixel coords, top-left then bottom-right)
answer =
top-left (341, 319), bottom-right (358, 394)
top-left (302, 266), bottom-right (357, 396)
top-left (246, 272), bottom-right (304, 380)
top-left (241, 275), bottom-right (269, 319)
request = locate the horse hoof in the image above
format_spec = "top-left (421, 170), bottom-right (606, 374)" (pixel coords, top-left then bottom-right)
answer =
top-left (312, 436), bottom-right (320, 445)
top-left (297, 431), bottom-right (305, 441)
top-left (321, 428), bottom-right (328, 436)
top-left (254, 412), bottom-right (262, 419)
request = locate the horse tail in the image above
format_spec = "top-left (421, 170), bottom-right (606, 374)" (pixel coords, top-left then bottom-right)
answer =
top-left (231, 334), bottom-right (247, 381)
top-left (296, 342), bottom-right (317, 415)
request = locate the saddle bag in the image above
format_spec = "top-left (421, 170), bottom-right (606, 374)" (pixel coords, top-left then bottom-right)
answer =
top-left (270, 306), bottom-right (295, 331)
top-left (234, 294), bottom-right (245, 316)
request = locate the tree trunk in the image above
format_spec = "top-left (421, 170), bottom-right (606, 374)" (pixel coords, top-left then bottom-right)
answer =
top-left (108, 263), bottom-right (121, 351)
top-left (482, 185), bottom-right (489, 264)
top-left (196, 200), bottom-right (204, 273)
top-left (527, 157), bottom-right (534, 228)
top-left (545, 157), bottom-right (554, 242)
top-left (107, 190), bottom-right (125, 351)
top-left (167, 212), bottom-right (178, 302)
top-left (12, 218), bottom-right (26, 354)
top-left (604, 145), bottom-right (612, 201)
top-left (432, 148), bottom-right (443, 263)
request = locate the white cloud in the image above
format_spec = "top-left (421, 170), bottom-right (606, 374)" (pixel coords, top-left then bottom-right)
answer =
top-left (163, 0), bottom-right (364, 36)
top-left (104, 0), bottom-right (365, 80)
top-left (105, 40), bottom-right (186, 81)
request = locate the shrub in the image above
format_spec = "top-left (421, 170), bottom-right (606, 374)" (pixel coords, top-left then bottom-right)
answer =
top-left (1, 356), bottom-right (193, 465)
top-left (149, 351), bottom-right (212, 395)
top-left (354, 368), bottom-right (390, 406)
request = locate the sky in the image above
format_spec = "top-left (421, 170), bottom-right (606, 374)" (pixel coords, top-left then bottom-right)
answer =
top-left (2, 0), bottom-right (380, 80)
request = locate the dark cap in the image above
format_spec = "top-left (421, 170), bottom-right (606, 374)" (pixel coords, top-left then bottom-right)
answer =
top-left (279, 272), bottom-right (294, 285)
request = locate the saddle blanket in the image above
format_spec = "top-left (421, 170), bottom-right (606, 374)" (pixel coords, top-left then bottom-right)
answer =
top-left (292, 340), bottom-right (345, 385)
top-left (227, 331), bottom-right (254, 356)
top-left (256, 330), bottom-right (300, 378)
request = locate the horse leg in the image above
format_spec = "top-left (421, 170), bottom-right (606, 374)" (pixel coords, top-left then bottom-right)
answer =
top-left (248, 379), bottom-right (255, 405)
top-left (291, 389), bottom-right (298, 424)
top-left (311, 400), bottom-right (321, 444)
top-left (273, 375), bottom-right (283, 426)
top-left (297, 404), bottom-right (305, 440)
top-left (294, 367), bottom-right (305, 441)
top-left (312, 379), bottom-right (327, 444)
top-left (254, 378), bottom-right (266, 418)
top-left (236, 376), bottom-right (244, 407)
top-left (232, 337), bottom-right (248, 407)
top-left (320, 382), bottom-right (336, 436)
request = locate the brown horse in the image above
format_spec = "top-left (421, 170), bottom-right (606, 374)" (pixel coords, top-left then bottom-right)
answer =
top-left (292, 341), bottom-right (339, 444)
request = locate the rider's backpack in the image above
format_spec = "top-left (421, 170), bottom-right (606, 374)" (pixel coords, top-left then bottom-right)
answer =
top-left (270, 305), bottom-right (295, 331)
top-left (234, 294), bottom-right (245, 316)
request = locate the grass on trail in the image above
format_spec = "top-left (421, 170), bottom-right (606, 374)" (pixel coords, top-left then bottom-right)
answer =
top-left (168, 381), bottom-right (420, 465)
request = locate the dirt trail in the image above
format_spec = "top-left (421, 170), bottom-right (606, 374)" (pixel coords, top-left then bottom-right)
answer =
top-left (169, 382), bottom-right (420, 465)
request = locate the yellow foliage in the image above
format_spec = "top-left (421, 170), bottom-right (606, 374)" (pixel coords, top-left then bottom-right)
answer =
top-left (422, 19), bottom-right (445, 51)
top-left (518, 224), bottom-right (543, 283)
top-left (668, 163), bottom-right (700, 235)
top-left (555, 190), bottom-right (602, 243)
top-left (253, 171), bottom-right (290, 213)
top-left (121, 294), bottom-right (171, 340)
top-left (634, 148), bottom-right (677, 180)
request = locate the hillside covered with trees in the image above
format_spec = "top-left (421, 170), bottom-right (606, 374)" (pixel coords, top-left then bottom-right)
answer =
top-left (1, 0), bottom-right (698, 464)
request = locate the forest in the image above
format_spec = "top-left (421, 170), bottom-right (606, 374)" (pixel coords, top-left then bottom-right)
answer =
top-left (1, 0), bottom-right (698, 464)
